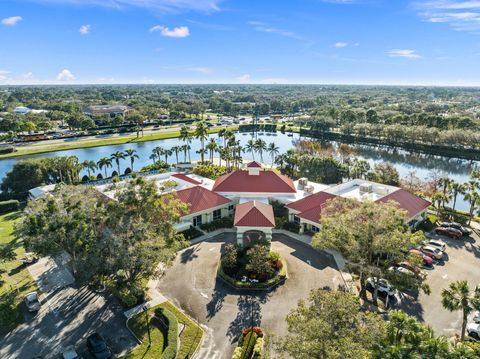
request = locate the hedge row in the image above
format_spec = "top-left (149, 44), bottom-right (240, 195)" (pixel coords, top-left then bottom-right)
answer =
top-left (0, 147), bottom-right (15, 155)
top-left (200, 217), bottom-right (233, 232)
top-left (0, 200), bottom-right (19, 214)
top-left (154, 307), bottom-right (178, 359)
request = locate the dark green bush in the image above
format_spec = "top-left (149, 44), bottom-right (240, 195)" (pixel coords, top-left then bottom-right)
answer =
top-left (0, 200), bottom-right (19, 214)
top-left (193, 163), bottom-right (228, 180)
top-left (281, 221), bottom-right (300, 233)
top-left (181, 226), bottom-right (203, 240)
top-left (200, 217), bottom-right (233, 232)
top-left (240, 331), bottom-right (258, 359)
top-left (0, 147), bottom-right (15, 154)
top-left (154, 307), bottom-right (178, 359)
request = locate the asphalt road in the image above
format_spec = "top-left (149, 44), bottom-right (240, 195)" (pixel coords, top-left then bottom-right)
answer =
top-left (398, 229), bottom-right (480, 338)
top-left (156, 233), bottom-right (343, 359)
top-left (0, 286), bottom-right (136, 359)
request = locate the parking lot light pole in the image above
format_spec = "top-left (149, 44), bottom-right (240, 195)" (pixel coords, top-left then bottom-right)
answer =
top-left (143, 305), bottom-right (151, 347)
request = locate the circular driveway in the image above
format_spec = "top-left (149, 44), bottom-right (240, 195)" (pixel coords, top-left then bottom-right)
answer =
top-left (156, 233), bottom-right (343, 359)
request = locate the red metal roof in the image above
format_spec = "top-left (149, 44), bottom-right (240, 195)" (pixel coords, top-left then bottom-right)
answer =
top-left (376, 188), bottom-right (431, 219)
top-left (234, 201), bottom-right (275, 227)
top-left (247, 161), bottom-right (262, 168)
top-left (212, 170), bottom-right (296, 193)
top-left (175, 186), bottom-right (231, 215)
top-left (172, 173), bottom-right (202, 185)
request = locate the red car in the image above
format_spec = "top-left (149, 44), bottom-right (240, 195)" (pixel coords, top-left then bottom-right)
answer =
top-left (434, 226), bottom-right (462, 239)
top-left (409, 249), bottom-right (433, 267)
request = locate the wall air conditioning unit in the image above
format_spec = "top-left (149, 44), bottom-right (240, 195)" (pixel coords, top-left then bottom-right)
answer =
top-left (305, 185), bottom-right (314, 194)
top-left (298, 177), bottom-right (308, 190)
top-left (377, 186), bottom-right (389, 195)
top-left (359, 183), bottom-right (373, 193)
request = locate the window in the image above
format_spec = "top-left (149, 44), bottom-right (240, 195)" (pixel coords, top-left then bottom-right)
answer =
top-left (293, 215), bottom-right (300, 224)
top-left (311, 225), bottom-right (320, 233)
top-left (228, 205), bottom-right (234, 211)
top-left (193, 215), bottom-right (202, 227)
top-left (213, 209), bottom-right (221, 221)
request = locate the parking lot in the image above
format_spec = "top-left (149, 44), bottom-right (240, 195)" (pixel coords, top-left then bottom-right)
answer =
top-left (0, 256), bottom-right (137, 359)
top-left (398, 228), bottom-right (480, 338)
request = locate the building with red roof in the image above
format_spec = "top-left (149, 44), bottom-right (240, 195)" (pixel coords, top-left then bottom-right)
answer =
top-left (234, 200), bottom-right (275, 246)
top-left (174, 186), bottom-right (232, 229)
top-left (212, 161), bottom-right (296, 198)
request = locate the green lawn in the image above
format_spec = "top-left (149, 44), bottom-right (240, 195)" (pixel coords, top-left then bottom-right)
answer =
top-left (0, 211), bottom-right (38, 334)
top-left (0, 125), bottom-right (239, 160)
top-left (124, 301), bottom-right (203, 359)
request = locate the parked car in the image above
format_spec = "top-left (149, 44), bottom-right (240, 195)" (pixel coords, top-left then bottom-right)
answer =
top-left (421, 245), bottom-right (444, 260)
top-left (19, 253), bottom-right (39, 266)
top-left (24, 292), bottom-right (40, 312)
top-left (434, 226), bottom-right (463, 239)
top-left (473, 311), bottom-right (480, 324)
top-left (409, 249), bottom-right (434, 267)
top-left (86, 333), bottom-right (112, 359)
top-left (467, 323), bottom-right (480, 340)
top-left (366, 277), bottom-right (395, 296)
top-left (398, 261), bottom-right (421, 274)
top-left (439, 222), bottom-right (472, 236)
top-left (62, 346), bottom-right (82, 359)
top-left (425, 239), bottom-right (447, 252)
top-left (388, 264), bottom-right (416, 276)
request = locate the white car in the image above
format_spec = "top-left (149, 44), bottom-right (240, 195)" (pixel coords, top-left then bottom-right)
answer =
top-left (427, 239), bottom-right (446, 252)
top-left (366, 277), bottom-right (395, 296)
top-left (473, 311), bottom-right (480, 324)
top-left (388, 266), bottom-right (415, 276)
top-left (467, 322), bottom-right (480, 340)
top-left (62, 346), bottom-right (82, 359)
top-left (24, 292), bottom-right (40, 312)
top-left (421, 245), bottom-right (444, 260)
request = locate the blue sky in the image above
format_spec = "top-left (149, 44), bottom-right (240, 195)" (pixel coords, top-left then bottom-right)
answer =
top-left (1, 0), bottom-right (480, 85)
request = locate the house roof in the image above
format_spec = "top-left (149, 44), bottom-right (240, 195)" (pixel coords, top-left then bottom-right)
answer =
top-left (212, 170), bottom-right (296, 193)
top-left (286, 191), bottom-right (337, 212)
top-left (376, 188), bottom-right (431, 219)
top-left (175, 186), bottom-right (231, 215)
top-left (172, 173), bottom-right (202, 185)
top-left (247, 161), bottom-right (262, 168)
top-left (234, 201), bottom-right (275, 227)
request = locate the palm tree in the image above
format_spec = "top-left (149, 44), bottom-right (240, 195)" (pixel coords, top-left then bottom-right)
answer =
top-left (171, 146), bottom-right (180, 165)
top-left (464, 183), bottom-right (480, 225)
top-left (195, 121), bottom-right (209, 162)
top-left (97, 157), bottom-right (112, 178)
top-left (124, 148), bottom-right (139, 171)
top-left (82, 160), bottom-right (97, 178)
top-left (438, 177), bottom-right (454, 207)
top-left (267, 142), bottom-right (280, 167)
top-left (163, 149), bottom-right (172, 164)
top-left (206, 138), bottom-right (218, 163)
top-left (149, 153), bottom-right (157, 165)
top-left (254, 138), bottom-right (267, 163)
top-left (431, 192), bottom-right (446, 217)
top-left (196, 148), bottom-right (208, 163)
top-left (111, 151), bottom-right (126, 175)
top-left (180, 125), bottom-right (192, 162)
top-left (450, 182), bottom-right (466, 211)
top-left (441, 280), bottom-right (480, 341)
top-left (245, 139), bottom-right (256, 160)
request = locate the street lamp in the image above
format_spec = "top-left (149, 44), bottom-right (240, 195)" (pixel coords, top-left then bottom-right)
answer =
top-left (143, 305), bottom-right (151, 347)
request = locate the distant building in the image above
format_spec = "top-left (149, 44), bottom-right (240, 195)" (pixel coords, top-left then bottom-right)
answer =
top-left (14, 106), bottom-right (31, 115)
top-left (83, 105), bottom-right (134, 117)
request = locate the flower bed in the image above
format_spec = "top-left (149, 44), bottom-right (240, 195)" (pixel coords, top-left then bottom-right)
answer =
top-left (218, 244), bottom-right (287, 289)
top-left (231, 327), bottom-right (265, 359)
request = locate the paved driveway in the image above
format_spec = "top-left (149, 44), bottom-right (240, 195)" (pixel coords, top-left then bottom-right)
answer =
top-left (0, 283), bottom-right (136, 359)
top-left (156, 233), bottom-right (342, 359)
top-left (399, 229), bottom-right (480, 338)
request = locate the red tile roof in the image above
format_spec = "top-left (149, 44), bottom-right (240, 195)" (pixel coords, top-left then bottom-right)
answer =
top-left (234, 201), bottom-right (275, 227)
top-left (376, 188), bottom-right (431, 219)
top-left (212, 170), bottom-right (296, 193)
top-left (175, 186), bottom-right (231, 215)
top-left (172, 173), bottom-right (202, 185)
top-left (286, 191), bottom-right (337, 212)
top-left (247, 161), bottom-right (262, 168)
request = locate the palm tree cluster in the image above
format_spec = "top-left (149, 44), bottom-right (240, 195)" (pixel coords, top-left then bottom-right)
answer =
top-left (94, 148), bottom-right (139, 178)
top-left (431, 171), bottom-right (480, 224)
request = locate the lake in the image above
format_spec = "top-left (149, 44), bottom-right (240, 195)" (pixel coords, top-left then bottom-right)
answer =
top-left (0, 131), bottom-right (478, 211)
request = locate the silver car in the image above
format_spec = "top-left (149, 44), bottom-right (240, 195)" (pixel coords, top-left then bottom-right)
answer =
top-left (24, 292), bottom-right (40, 312)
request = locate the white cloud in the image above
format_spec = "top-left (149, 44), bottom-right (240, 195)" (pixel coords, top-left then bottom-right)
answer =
top-left (387, 49), bottom-right (422, 59)
top-left (57, 69), bottom-right (76, 81)
top-left (416, 1), bottom-right (480, 32)
top-left (1, 16), bottom-right (22, 26)
top-left (237, 74), bottom-right (251, 83)
top-left (334, 42), bottom-right (348, 48)
top-left (248, 21), bottom-right (305, 41)
top-left (150, 25), bottom-right (190, 38)
top-left (20, 0), bottom-right (220, 13)
top-left (79, 24), bottom-right (91, 35)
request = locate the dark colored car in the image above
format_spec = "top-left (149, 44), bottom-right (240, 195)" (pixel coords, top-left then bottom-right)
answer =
top-left (87, 333), bottom-right (112, 359)
top-left (439, 222), bottom-right (472, 236)
top-left (409, 249), bottom-right (434, 267)
top-left (434, 226), bottom-right (463, 239)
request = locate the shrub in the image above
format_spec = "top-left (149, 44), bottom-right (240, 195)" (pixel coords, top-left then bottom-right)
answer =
top-left (154, 307), bottom-right (178, 359)
top-left (117, 287), bottom-right (138, 307)
top-left (0, 147), bottom-right (15, 154)
top-left (141, 161), bottom-right (169, 172)
top-left (246, 245), bottom-right (274, 281)
top-left (96, 173), bottom-right (103, 180)
top-left (0, 200), bottom-right (19, 214)
top-left (180, 226), bottom-right (203, 240)
top-left (231, 346), bottom-right (242, 359)
top-left (240, 331), bottom-right (258, 359)
top-left (81, 175), bottom-right (90, 182)
top-left (222, 243), bottom-right (238, 273)
top-left (281, 221), bottom-right (300, 233)
top-left (193, 163), bottom-right (228, 180)
top-left (111, 170), bottom-right (119, 177)
top-left (200, 217), bottom-right (233, 232)
top-left (124, 167), bottom-right (132, 175)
